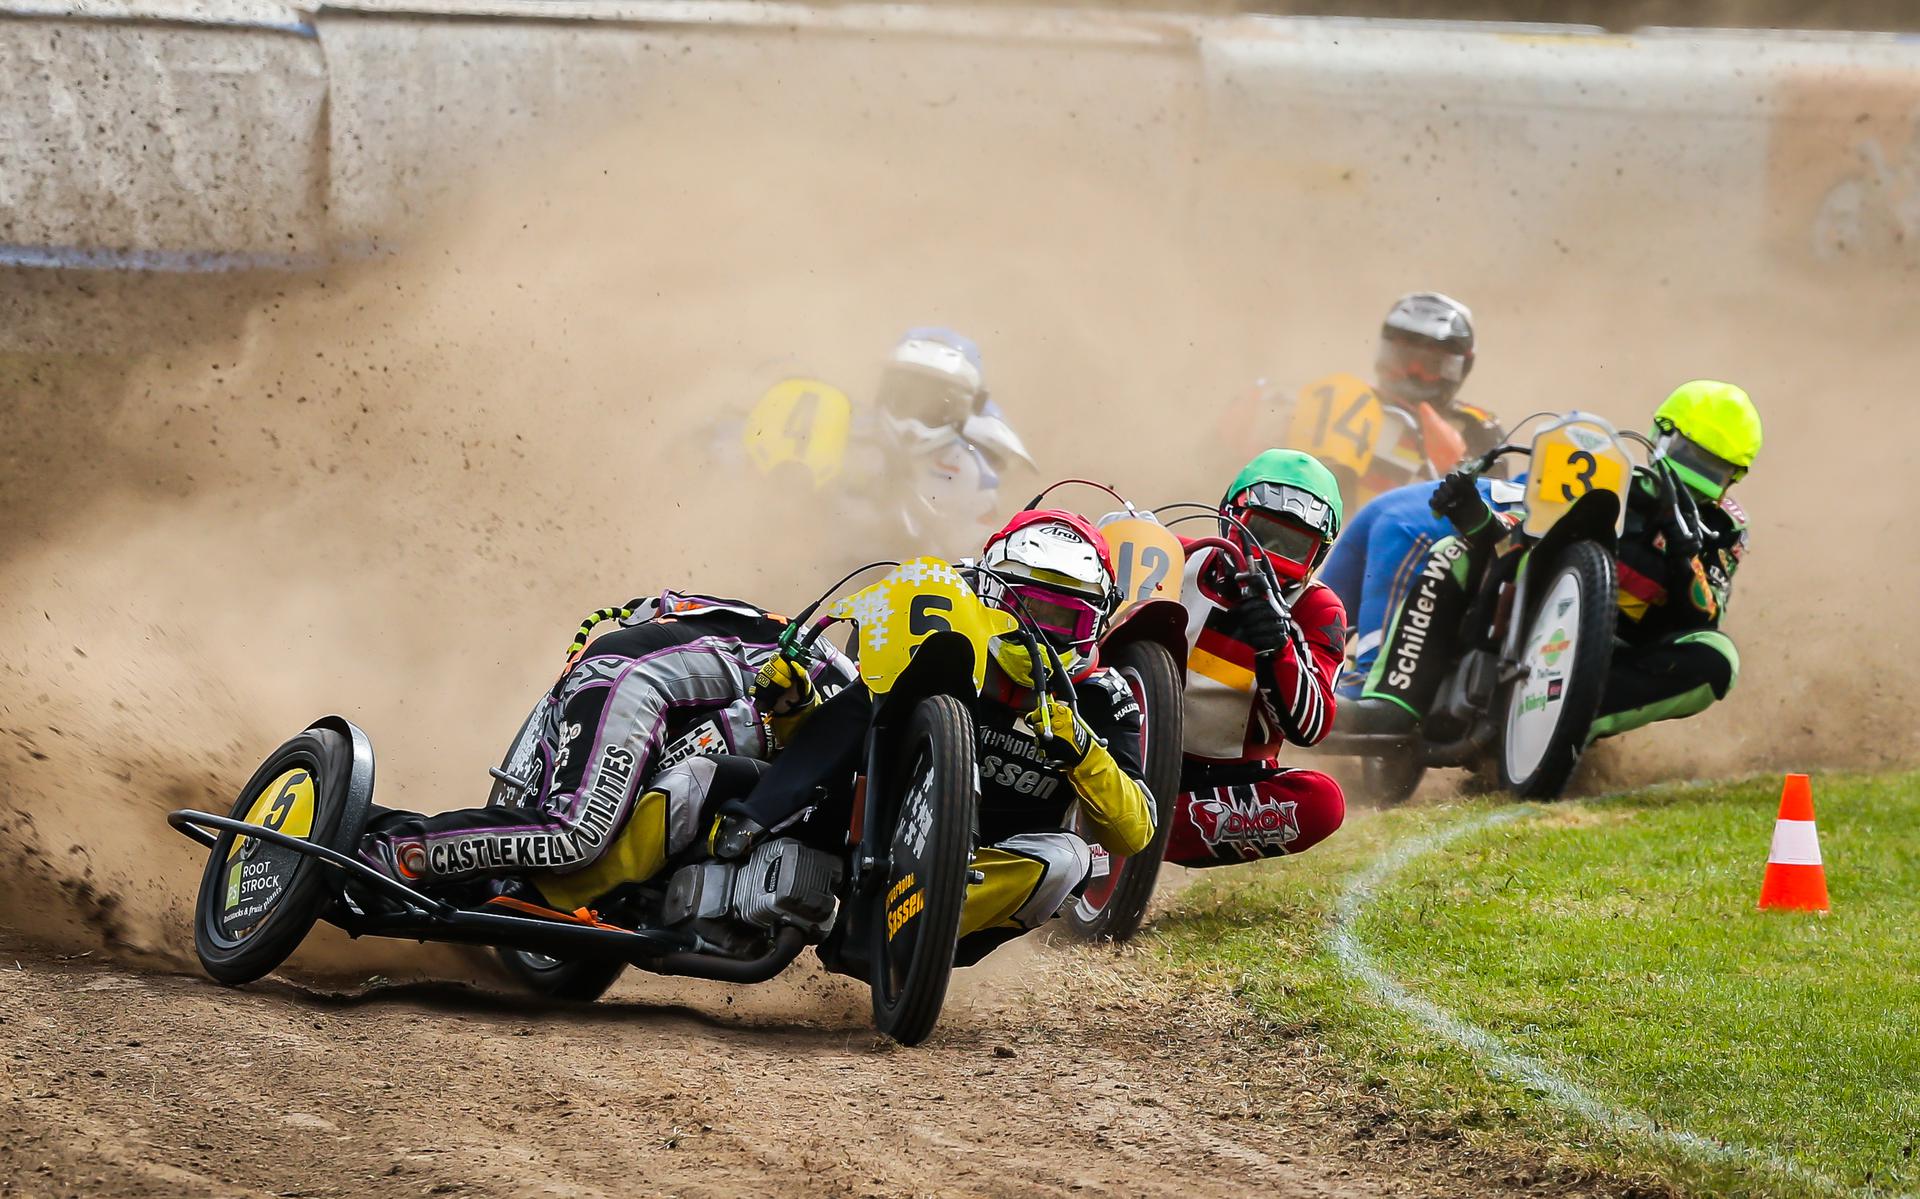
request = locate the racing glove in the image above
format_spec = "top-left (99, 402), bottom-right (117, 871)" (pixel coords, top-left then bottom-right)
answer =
top-left (1232, 590), bottom-right (1294, 654)
top-left (1032, 697), bottom-right (1100, 767)
top-left (754, 654), bottom-right (819, 744)
top-left (1429, 467), bottom-right (1493, 537)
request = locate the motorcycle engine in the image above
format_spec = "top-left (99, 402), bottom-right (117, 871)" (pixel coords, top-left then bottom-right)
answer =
top-left (660, 838), bottom-right (843, 939)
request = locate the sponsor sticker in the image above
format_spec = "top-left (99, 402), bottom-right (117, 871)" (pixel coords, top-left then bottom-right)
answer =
top-left (426, 832), bottom-right (587, 876)
top-left (886, 872), bottom-right (924, 941)
top-left (899, 773), bottom-right (934, 859)
top-left (219, 767), bottom-right (317, 939)
top-left (1186, 787), bottom-right (1300, 860)
top-left (658, 717), bottom-right (728, 770)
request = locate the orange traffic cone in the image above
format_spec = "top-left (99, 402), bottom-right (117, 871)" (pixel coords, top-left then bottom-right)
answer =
top-left (1757, 774), bottom-right (1829, 913)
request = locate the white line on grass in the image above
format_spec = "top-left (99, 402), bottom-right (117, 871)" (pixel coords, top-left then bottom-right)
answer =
top-left (1328, 806), bottom-right (1871, 1198)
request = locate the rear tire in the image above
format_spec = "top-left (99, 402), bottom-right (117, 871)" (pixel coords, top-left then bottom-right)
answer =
top-left (1065, 640), bottom-right (1181, 943)
top-left (870, 695), bottom-right (977, 1046)
top-left (1361, 754), bottom-right (1427, 806)
top-left (493, 950), bottom-right (628, 1002)
top-left (1498, 541), bottom-right (1616, 799)
top-left (193, 728), bottom-right (370, 985)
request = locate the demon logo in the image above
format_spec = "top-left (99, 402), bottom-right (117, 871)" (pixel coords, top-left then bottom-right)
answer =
top-left (1186, 786), bottom-right (1300, 860)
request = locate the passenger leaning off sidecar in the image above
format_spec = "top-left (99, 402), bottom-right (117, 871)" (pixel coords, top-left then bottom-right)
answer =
top-left (355, 591), bottom-right (849, 903)
top-left (717, 510), bottom-right (1158, 967)
top-left (1162, 450), bottom-right (1349, 869)
top-left (1343, 381), bottom-right (1761, 741)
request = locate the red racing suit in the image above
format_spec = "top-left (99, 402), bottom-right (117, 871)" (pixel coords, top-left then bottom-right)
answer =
top-left (1163, 542), bottom-right (1347, 867)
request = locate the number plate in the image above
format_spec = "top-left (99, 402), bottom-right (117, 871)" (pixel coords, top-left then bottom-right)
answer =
top-left (742, 377), bottom-right (853, 486)
top-left (1099, 516), bottom-right (1185, 615)
top-left (827, 558), bottom-right (1020, 694)
top-left (222, 767), bottom-right (317, 938)
top-left (1522, 413), bottom-right (1632, 538)
top-left (1286, 373), bottom-right (1383, 477)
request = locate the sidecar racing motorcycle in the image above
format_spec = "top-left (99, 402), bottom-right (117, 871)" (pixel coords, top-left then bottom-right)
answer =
top-left (171, 558), bottom-right (1075, 1045)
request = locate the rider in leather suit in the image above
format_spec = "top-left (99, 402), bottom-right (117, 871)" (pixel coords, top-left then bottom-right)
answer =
top-left (1344, 381), bottom-right (1761, 741)
top-left (354, 591), bottom-right (849, 909)
top-left (1162, 450), bottom-right (1349, 868)
top-left (722, 510), bottom-right (1157, 967)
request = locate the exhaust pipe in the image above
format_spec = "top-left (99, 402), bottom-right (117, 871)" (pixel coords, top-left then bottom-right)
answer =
top-left (638, 926), bottom-right (809, 984)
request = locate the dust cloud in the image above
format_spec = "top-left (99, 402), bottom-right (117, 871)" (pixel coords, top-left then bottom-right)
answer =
top-left (1, 24), bottom-right (1914, 967)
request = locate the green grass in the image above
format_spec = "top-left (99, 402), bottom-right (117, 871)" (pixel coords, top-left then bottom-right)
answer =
top-left (1149, 771), bottom-right (1920, 1197)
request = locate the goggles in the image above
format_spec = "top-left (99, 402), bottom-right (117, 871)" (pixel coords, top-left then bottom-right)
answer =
top-left (1234, 482), bottom-right (1336, 542)
top-left (1240, 509), bottom-right (1325, 572)
top-left (1001, 580), bottom-right (1103, 649)
top-left (1655, 426), bottom-right (1744, 499)
top-left (1378, 337), bottom-right (1468, 386)
top-left (881, 368), bottom-right (973, 430)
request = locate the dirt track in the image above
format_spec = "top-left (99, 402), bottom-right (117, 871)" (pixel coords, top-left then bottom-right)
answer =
top-left (4, 10), bottom-right (1917, 1198)
top-left (0, 924), bottom-right (1630, 1199)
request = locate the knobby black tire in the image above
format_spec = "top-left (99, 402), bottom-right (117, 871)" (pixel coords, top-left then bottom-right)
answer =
top-left (193, 728), bottom-right (369, 985)
top-left (1499, 540), bottom-right (1617, 799)
top-left (494, 950), bottom-right (628, 1002)
top-left (1064, 640), bottom-right (1181, 943)
top-left (870, 694), bottom-right (977, 1046)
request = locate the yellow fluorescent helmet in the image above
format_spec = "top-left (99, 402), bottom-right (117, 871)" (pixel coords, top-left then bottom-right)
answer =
top-left (1654, 380), bottom-right (1763, 468)
top-left (1652, 380), bottom-right (1762, 499)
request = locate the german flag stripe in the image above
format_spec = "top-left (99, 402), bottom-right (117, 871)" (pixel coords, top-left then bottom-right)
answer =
top-left (1189, 644), bottom-right (1256, 692)
top-left (1194, 623), bottom-right (1255, 670)
top-left (1617, 561), bottom-right (1667, 606)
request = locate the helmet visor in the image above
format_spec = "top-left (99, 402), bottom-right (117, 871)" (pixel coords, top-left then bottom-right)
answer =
top-left (1241, 509), bottom-right (1325, 572)
top-left (1003, 581), bottom-right (1102, 649)
top-left (1658, 430), bottom-right (1743, 499)
top-left (1235, 481), bottom-right (1338, 541)
top-left (881, 367), bottom-right (971, 430)
top-left (1378, 336), bottom-right (1468, 388)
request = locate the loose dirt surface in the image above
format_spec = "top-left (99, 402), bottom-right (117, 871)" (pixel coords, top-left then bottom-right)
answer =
top-left (3, 10), bottom-right (1914, 1198)
top-left (0, 927), bottom-right (1627, 1199)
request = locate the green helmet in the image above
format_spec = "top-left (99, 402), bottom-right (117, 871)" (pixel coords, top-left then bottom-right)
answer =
top-left (1652, 380), bottom-right (1762, 499)
top-left (1222, 449), bottom-right (1345, 582)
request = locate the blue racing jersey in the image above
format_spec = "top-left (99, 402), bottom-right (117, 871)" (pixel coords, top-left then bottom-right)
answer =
top-left (1323, 477), bottom-right (1524, 696)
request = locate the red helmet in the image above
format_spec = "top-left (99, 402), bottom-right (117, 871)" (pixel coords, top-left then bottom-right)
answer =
top-left (979, 510), bottom-right (1117, 651)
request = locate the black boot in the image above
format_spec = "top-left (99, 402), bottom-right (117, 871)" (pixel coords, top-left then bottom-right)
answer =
top-left (815, 905), bottom-right (873, 980)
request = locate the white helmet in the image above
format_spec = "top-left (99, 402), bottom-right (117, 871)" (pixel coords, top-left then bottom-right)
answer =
top-left (877, 327), bottom-right (986, 452)
top-left (979, 509), bottom-right (1117, 656)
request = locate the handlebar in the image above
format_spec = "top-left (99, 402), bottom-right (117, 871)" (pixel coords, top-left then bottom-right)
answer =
top-left (1155, 506), bottom-right (1287, 609)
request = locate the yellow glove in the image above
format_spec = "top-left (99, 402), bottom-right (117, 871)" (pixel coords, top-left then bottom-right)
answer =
top-left (1031, 697), bottom-right (1099, 766)
top-left (755, 654), bottom-right (820, 746)
top-left (754, 654), bottom-right (817, 717)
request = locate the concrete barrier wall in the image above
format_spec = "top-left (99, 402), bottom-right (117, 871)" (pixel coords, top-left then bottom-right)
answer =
top-left (1198, 23), bottom-right (1920, 270)
top-left (0, 11), bottom-right (327, 266)
top-left (3, 3), bottom-right (1918, 284)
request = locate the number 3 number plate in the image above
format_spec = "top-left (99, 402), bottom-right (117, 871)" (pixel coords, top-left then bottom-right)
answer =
top-left (1522, 414), bottom-right (1632, 538)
